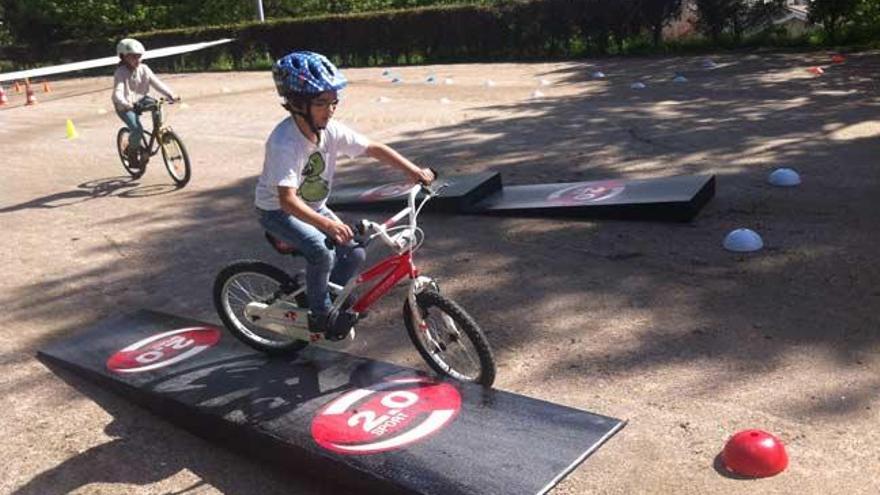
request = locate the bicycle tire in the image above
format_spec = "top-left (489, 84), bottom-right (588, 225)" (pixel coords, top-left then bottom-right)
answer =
top-left (159, 129), bottom-right (191, 187)
top-left (404, 291), bottom-right (496, 387)
top-left (116, 127), bottom-right (144, 179)
top-left (213, 260), bottom-right (309, 355)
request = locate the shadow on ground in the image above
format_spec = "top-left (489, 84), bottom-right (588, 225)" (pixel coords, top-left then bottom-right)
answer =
top-left (4, 50), bottom-right (880, 490)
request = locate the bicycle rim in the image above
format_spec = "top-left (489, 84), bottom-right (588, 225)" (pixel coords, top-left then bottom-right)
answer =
top-left (417, 306), bottom-right (484, 382)
top-left (116, 128), bottom-right (143, 178)
top-left (160, 131), bottom-right (190, 186)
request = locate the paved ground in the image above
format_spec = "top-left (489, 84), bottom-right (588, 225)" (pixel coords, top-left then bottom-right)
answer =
top-left (1, 49), bottom-right (879, 494)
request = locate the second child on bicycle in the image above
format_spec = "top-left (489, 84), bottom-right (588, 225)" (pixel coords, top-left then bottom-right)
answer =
top-left (255, 50), bottom-right (434, 339)
top-left (111, 38), bottom-right (179, 169)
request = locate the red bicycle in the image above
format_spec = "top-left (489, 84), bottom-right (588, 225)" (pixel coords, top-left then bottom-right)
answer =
top-left (213, 183), bottom-right (496, 386)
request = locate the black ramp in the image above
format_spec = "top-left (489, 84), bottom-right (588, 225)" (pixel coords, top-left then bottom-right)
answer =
top-left (471, 174), bottom-right (715, 221)
top-left (38, 310), bottom-right (625, 495)
top-left (328, 171), bottom-right (502, 213)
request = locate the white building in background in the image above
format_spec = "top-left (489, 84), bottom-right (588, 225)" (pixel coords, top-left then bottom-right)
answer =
top-left (774, 2), bottom-right (810, 36)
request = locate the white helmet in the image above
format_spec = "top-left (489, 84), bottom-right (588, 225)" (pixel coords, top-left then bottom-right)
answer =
top-left (116, 38), bottom-right (146, 56)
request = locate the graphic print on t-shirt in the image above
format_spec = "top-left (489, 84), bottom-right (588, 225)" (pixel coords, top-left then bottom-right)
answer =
top-left (299, 151), bottom-right (330, 202)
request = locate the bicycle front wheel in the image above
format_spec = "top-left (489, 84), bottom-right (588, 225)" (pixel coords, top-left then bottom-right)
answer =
top-left (404, 291), bottom-right (496, 387)
top-left (116, 127), bottom-right (144, 179)
top-left (159, 130), bottom-right (191, 187)
top-left (213, 260), bottom-right (309, 355)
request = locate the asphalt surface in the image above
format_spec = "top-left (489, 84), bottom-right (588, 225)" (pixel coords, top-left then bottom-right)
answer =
top-left (1, 50), bottom-right (879, 494)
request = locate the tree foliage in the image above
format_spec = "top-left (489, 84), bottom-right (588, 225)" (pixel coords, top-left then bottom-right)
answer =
top-left (0, 0), bottom-right (495, 47)
top-left (809, 0), bottom-right (860, 41)
top-left (695, 0), bottom-right (787, 42)
top-left (639, 0), bottom-right (683, 47)
top-left (0, 0), bottom-right (499, 48)
top-left (0, 0), bottom-right (877, 65)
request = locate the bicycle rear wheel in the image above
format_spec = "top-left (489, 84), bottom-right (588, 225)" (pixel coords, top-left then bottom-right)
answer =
top-left (404, 291), bottom-right (496, 387)
top-left (213, 260), bottom-right (309, 355)
top-left (159, 129), bottom-right (191, 187)
top-left (116, 127), bottom-right (144, 179)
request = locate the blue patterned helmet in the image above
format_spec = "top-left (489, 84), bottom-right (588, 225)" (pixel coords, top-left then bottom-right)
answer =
top-left (272, 51), bottom-right (347, 98)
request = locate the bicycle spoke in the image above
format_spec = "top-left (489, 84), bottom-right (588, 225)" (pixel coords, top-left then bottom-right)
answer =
top-left (451, 340), bottom-right (481, 372)
top-left (227, 292), bottom-right (250, 307)
top-left (230, 277), bottom-right (273, 305)
top-left (423, 310), bottom-right (480, 378)
top-left (221, 271), bottom-right (300, 346)
top-left (230, 279), bottom-right (259, 301)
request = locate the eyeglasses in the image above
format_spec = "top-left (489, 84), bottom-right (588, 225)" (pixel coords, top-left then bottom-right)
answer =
top-left (311, 99), bottom-right (339, 109)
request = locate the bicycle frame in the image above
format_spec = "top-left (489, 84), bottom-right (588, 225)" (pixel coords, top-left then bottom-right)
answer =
top-left (341, 251), bottom-right (417, 313)
top-left (245, 183), bottom-right (440, 338)
top-left (135, 99), bottom-right (170, 156)
top-left (325, 184), bottom-right (433, 315)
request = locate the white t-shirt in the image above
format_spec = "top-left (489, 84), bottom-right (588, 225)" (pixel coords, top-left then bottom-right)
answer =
top-left (255, 118), bottom-right (370, 211)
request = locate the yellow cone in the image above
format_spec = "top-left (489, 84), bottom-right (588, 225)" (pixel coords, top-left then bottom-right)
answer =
top-left (65, 119), bottom-right (79, 139)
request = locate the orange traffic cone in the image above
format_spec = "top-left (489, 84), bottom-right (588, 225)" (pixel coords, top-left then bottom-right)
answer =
top-left (13, 81), bottom-right (22, 93)
top-left (25, 82), bottom-right (37, 105)
top-left (0, 85), bottom-right (8, 106)
top-left (42, 81), bottom-right (51, 93)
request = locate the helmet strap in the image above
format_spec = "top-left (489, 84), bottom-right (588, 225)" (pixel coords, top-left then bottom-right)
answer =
top-left (304, 106), bottom-right (322, 146)
top-left (289, 103), bottom-right (322, 146)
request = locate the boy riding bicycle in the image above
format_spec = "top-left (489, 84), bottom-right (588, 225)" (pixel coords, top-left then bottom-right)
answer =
top-left (111, 38), bottom-right (179, 170)
top-left (255, 51), bottom-right (434, 339)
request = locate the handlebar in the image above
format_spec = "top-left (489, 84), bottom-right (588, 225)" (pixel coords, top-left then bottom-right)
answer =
top-left (324, 169), bottom-right (445, 251)
top-left (134, 96), bottom-right (181, 114)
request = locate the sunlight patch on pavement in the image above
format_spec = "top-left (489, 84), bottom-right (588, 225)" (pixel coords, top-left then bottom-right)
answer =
top-left (828, 120), bottom-right (880, 141)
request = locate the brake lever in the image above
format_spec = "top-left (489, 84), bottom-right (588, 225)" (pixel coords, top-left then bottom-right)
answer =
top-left (422, 182), bottom-right (449, 197)
top-left (418, 167), bottom-right (443, 195)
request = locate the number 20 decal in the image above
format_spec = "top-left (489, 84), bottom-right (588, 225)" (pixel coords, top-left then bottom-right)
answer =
top-left (312, 378), bottom-right (461, 455)
top-left (106, 327), bottom-right (221, 373)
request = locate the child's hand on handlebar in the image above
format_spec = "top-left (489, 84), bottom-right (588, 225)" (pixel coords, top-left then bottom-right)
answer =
top-left (414, 167), bottom-right (435, 185)
top-left (325, 220), bottom-right (354, 245)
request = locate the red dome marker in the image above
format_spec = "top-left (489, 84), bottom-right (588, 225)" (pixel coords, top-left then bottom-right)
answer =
top-left (721, 429), bottom-right (789, 478)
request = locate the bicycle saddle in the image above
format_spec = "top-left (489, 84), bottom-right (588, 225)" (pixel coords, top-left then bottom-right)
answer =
top-left (264, 232), bottom-right (300, 256)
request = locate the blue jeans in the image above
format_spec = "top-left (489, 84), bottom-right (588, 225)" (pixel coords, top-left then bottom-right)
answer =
top-left (116, 109), bottom-right (143, 153)
top-left (259, 207), bottom-right (366, 315)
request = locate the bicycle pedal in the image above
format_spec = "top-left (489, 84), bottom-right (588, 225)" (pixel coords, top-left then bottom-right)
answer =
top-left (326, 327), bottom-right (356, 342)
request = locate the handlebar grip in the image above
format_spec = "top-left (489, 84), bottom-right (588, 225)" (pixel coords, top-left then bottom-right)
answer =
top-left (325, 221), bottom-right (369, 250)
top-left (354, 219), bottom-right (369, 236)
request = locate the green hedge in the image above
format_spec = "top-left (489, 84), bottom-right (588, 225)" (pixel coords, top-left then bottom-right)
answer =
top-left (4, 2), bottom-right (628, 70)
top-left (125, 1), bottom-right (660, 69)
top-left (137, 5), bottom-right (519, 71)
top-left (3, 1), bottom-right (877, 72)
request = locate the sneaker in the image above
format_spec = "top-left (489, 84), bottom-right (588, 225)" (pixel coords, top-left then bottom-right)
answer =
top-left (127, 148), bottom-right (144, 170)
top-left (325, 311), bottom-right (356, 341)
top-left (308, 312), bottom-right (329, 334)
